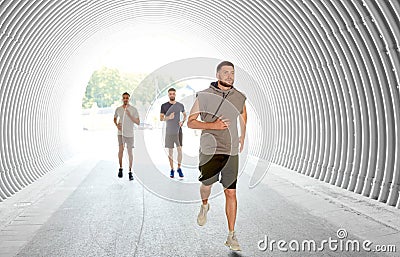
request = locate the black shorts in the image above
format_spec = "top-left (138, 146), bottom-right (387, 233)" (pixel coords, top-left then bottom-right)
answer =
top-left (198, 154), bottom-right (239, 189)
top-left (165, 131), bottom-right (183, 148)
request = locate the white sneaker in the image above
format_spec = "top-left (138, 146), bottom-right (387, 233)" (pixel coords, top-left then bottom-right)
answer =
top-left (225, 231), bottom-right (241, 251)
top-left (197, 203), bottom-right (209, 226)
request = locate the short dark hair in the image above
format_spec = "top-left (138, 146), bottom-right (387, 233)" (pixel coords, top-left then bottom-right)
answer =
top-left (168, 88), bottom-right (176, 92)
top-left (122, 92), bottom-right (130, 97)
top-left (217, 61), bottom-right (234, 72)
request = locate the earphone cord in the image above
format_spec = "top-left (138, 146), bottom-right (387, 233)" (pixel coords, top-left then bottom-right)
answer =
top-left (211, 91), bottom-right (230, 120)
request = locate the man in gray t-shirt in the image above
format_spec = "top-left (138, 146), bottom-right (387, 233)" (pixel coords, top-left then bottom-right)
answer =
top-left (188, 61), bottom-right (247, 251)
top-left (160, 88), bottom-right (187, 179)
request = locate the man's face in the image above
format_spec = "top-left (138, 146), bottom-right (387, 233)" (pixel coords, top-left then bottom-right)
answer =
top-left (122, 95), bottom-right (130, 105)
top-left (217, 66), bottom-right (235, 86)
top-left (168, 91), bottom-right (176, 101)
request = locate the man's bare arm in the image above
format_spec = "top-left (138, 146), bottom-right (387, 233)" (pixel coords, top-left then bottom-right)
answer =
top-left (239, 103), bottom-right (247, 152)
top-left (126, 111), bottom-right (140, 125)
top-left (114, 117), bottom-right (122, 130)
top-left (129, 116), bottom-right (140, 125)
top-left (179, 111), bottom-right (187, 127)
top-left (133, 116), bottom-right (140, 125)
top-left (182, 111), bottom-right (187, 123)
top-left (160, 112), bottom-right (174, 121)
top-left (187, 99), bottom-right (230, 130)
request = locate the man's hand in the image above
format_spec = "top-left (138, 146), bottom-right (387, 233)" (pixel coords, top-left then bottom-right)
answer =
top-left (212, 116), bottom-right (230, 130)
top-left (239, 136), bottom-right (245, 152)
top-left (179, 121), bottom-right (183, 127)
top-left (117, 123), bottom-right (122, 131)
top-left (167, 112), bottom-right (175, 120)
top-left (126, 109), bottom-right (132, 118)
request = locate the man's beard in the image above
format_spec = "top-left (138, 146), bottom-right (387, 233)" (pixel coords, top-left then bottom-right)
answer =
top-left (169, 97), bottom-right (175, 101)
top-left (219, 80), bottom-right (234, 88)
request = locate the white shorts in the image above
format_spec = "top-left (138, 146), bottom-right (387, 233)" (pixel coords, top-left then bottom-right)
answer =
top-left (118, 135), bottom-right (134, 148)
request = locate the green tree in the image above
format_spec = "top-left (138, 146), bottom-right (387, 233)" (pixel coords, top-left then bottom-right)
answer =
top-left (82, 67), bottom-right (185, 110)
top-left (82, 67), bottom-right (147, 109)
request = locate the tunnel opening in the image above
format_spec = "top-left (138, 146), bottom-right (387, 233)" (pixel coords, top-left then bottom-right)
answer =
top-left (0, 1), bottom-right (399, 208)
top-left (75, 23), bottom-right (227, 161)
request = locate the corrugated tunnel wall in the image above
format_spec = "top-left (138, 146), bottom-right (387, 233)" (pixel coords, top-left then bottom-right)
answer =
top-left (0, 0), bottom-right (399, 208)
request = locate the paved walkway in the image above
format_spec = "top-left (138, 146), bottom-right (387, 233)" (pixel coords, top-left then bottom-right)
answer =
top-left (0, 129), bottom-right (399, 256)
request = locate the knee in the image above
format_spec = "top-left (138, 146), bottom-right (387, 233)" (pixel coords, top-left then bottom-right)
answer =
top-left (224, 189), bottom-right (236, 199)
top-left (200, 183), bottom-right (212, 191)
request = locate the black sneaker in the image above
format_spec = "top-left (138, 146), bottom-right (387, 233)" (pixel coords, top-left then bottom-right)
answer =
top-left (129, 172), bottom-right (134, 181)
top-left (118, 168), bottom-right (123, 178)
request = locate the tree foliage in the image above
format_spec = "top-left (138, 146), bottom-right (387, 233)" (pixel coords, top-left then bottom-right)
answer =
top-left (82, 67), bottom-right (147, 109)
top-left (82, 67), bottom-right (180, 109)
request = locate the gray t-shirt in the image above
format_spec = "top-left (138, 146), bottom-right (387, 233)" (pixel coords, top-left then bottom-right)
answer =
top-left (160, 102), bottom-right (185, 135)
top-left (197, 83), bottom-right (246, 155)
top-left (114, 105), bottom-right (139, 137)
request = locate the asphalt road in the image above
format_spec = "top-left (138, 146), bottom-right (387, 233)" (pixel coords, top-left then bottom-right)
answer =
top-left (14, 129), bottom-right (385, 257)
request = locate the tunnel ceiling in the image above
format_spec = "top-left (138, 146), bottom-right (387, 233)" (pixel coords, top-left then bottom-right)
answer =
top-left (1, 0), bottom-right (400, 208)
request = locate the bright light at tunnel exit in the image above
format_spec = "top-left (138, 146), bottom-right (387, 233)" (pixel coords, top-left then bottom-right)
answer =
top-left (75, 23), bottom-right (225, 156)
top-left (93, 24), bottom-right (223, 73)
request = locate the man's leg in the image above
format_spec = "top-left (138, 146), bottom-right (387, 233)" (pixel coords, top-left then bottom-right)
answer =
top-left (117, 139), bottom-right (124, 178)
top-left (197, 183), bottom-right (212, 226)
top-left (175, 131), bottom-right (184, 178)
top-left (127, 145), bottom-right (134, 181)
top-left (224, 189), bottom-right (237, 232)
top-left (165, 134), bottom-right (174, 170)
top-left (224, 188), bottom-right (240, 251)
top-left (176, 146), bottom-right (184, 178)
top-left (127, 147), bottom-right (133, 171)
top-left (177, 146), bottom-right (182, 169)
top-left (168, 148), bottom-right (174, 170)
top-left (118, 144), bottom-right (124, 168)
top-left (221, 155), bottom-right (241, 251)
top-left (200, 183), bottom-right (212, 205)
top-left (177, 131), bottom-right (183, 169)
top-left (197, 154), bottom-right (220, 226)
